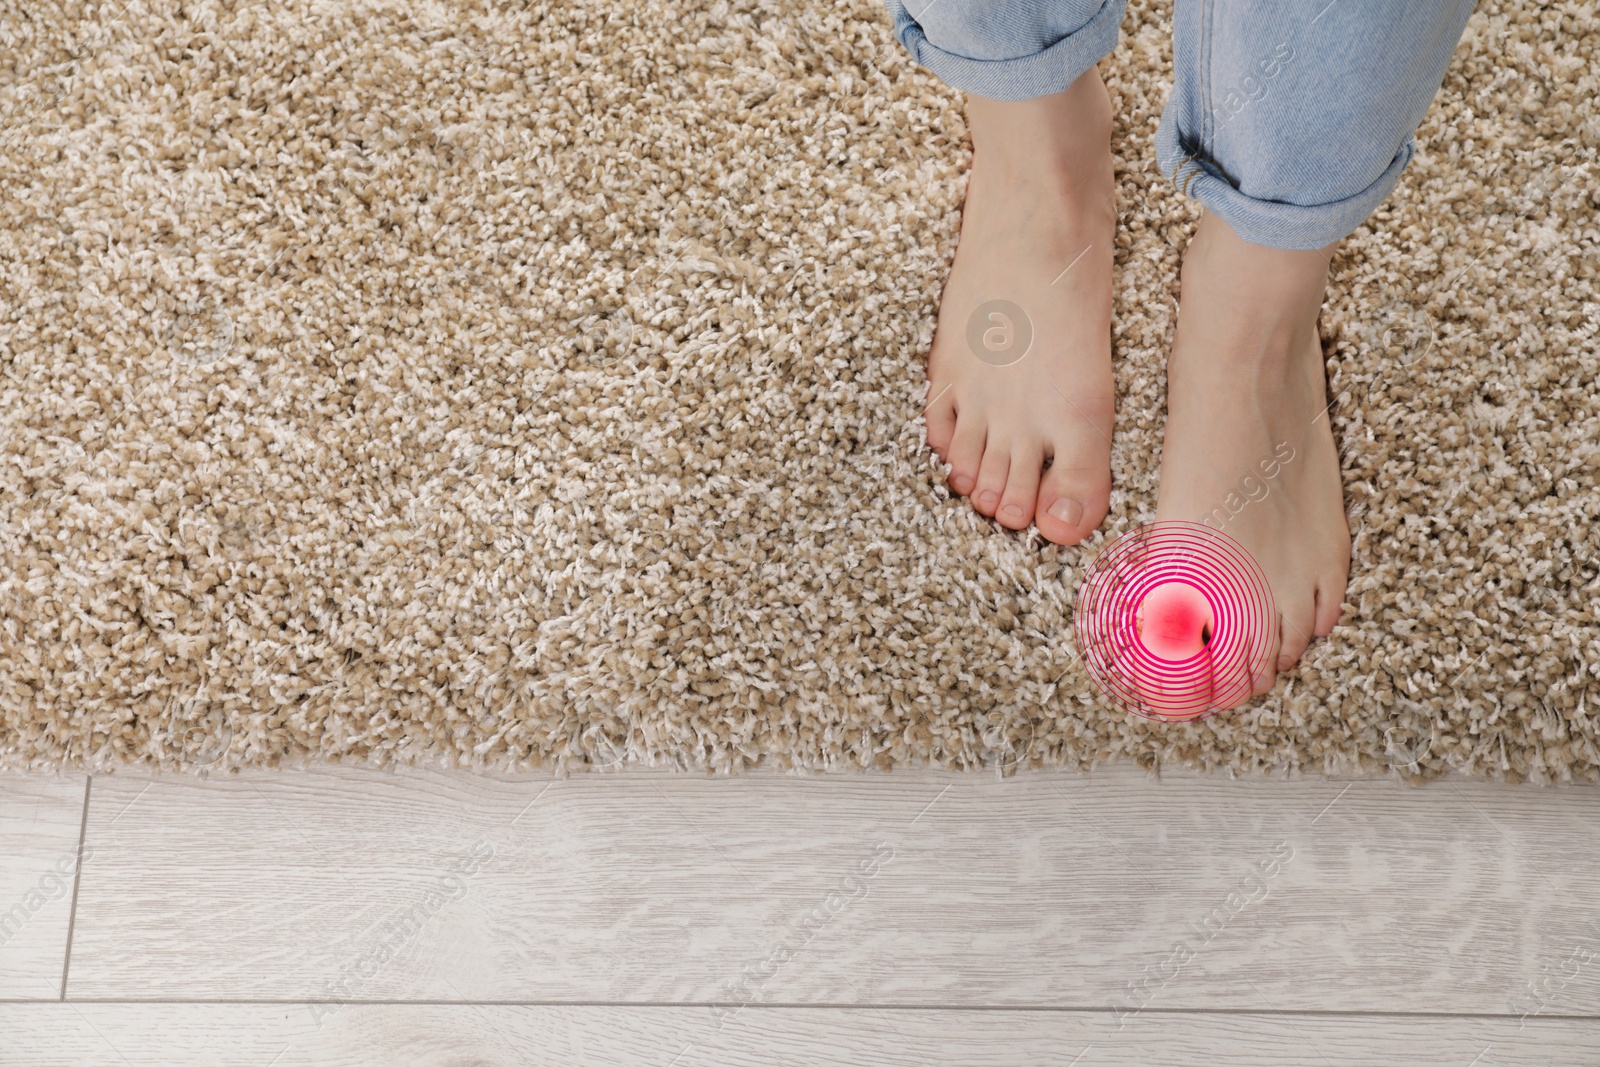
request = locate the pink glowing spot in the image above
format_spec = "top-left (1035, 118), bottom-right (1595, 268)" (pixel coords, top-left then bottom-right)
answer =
top-left (1073, 521), bottom-right (1276, 722)
top-left (1137, 582), bottom-right (1214, 661)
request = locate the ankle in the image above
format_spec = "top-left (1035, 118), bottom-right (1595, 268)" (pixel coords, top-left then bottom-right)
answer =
top-left (1185, 213), bottom-right (1332, 299)
top-left (966, 69), bottom-right (1113, 187)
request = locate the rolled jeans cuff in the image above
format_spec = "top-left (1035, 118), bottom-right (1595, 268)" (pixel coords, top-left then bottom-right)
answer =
top-left (1154, 120), bottom-right (1417, 250)
top-left (885, 0), bottom-right (1126, 102)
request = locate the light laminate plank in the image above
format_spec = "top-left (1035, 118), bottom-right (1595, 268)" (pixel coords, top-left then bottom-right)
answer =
top-left (0, 775), bottom-right (87, 1000)
top-left (66, 765), bottom-right (1600, 1016)
top-left (0, 1004), bottom-right (1595, 1067)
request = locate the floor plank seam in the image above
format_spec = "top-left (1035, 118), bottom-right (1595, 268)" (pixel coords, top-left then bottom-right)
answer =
top-left (1, 1000), bottom-right (1596, 1022)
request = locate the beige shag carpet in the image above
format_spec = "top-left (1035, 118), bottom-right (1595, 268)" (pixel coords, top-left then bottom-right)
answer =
top-left (2, 0), bottom-right (1597, 781)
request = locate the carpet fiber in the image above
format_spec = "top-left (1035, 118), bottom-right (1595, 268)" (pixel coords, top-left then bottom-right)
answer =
top-left (3, 0), bottom-right (1597, 781)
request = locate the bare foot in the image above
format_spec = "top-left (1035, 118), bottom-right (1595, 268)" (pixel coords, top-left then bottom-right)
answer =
top-left (1153, 212), bottom-right (1351, 706)
top-left (924, 68), bottom-right (1116, 544)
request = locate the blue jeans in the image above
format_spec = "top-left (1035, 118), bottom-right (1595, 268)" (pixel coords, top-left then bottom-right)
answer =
top-left (884, 0), bottom-right (1476, 249)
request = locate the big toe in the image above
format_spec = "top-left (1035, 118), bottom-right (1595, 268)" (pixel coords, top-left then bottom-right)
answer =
top-left (1036, 444), bottom-right (1109, 546)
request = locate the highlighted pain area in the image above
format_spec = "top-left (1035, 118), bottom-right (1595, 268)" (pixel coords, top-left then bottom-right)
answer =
top-left (1074, 522), bottom-right (1276, 721)
top-left (1137, 581), bottom-right (1213, 660)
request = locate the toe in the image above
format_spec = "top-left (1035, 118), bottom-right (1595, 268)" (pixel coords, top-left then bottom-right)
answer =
top-left (1249, 616), bottom-right (1283, 699)
top-left (1276, 591), bottom-right (1317, 673)
top-left (995, 441), bottom-right (1044, 530)
top-left (971, 439), bottom-right (1011, 519)
top-left (1035, 444), bottom-right (1110, 546)
top-left (1209, 608), bottom-right (1279, 709)
top-left (1312, 558), bottom-right (1349, 637)
top-left (925, 382), bottom-right (958, 459)
top-left (1207, 629), bottom-right (1263, 710)
top-left (944, 412), bottom-right (986, 499)
top-left (1312, 585), bottom-right (1344, 637)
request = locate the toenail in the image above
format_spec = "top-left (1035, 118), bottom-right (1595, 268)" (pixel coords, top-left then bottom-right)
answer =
top-left (978, 490), bottom-right (999, 509)
top-left (951, 475), bottom-right (973, 493)
top-left (1049, 497), bottom-right (1084, 525)
top-left (1002, 503), bottom-right (1024, 520)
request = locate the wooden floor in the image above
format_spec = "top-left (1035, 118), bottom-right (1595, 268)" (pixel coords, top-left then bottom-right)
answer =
top-left (2, 763), bottom-right (1599, 1065)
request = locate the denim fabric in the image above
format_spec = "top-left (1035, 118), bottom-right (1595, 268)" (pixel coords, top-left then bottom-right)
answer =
top-left (885, 0), bottom-right (1477, 249)
top-left (884, 0), bottom-right (1126, 103)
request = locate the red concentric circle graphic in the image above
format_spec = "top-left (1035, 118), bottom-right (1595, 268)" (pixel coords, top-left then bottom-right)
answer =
top-left (1074, 522), bottom-right (1277, 721)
